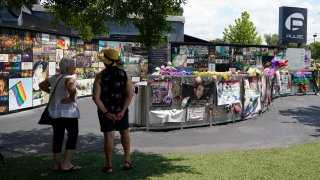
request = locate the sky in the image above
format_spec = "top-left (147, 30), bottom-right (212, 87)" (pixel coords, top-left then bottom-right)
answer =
top-left (182, 0), bottom-right (320, 44)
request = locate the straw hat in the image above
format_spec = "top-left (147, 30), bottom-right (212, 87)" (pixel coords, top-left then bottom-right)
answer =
top-left (98, 49), bottom-right (122, 65)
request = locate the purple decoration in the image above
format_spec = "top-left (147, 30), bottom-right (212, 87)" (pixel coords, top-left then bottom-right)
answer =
top-left (271, 57), bottom-right (279, 68)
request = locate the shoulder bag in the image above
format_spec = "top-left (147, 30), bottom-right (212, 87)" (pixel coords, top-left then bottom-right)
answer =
top-left (38, 75), bottom-right (64, 125)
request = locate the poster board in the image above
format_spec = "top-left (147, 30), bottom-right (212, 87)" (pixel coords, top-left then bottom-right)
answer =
top-left (286, 48), bottom-right (305, 70)
top-left (243, 76), bottom-right (261, 119)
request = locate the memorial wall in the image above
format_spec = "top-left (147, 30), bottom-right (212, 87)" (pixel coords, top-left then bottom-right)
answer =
top-left (0, 27), bottom-right (149, 114)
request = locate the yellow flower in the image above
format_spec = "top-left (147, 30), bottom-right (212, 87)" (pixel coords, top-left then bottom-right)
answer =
top-left (222, 75), bottom-right (229, 81)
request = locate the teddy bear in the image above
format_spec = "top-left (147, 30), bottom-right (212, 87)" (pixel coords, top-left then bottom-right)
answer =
top-left (165, 62), bottom-right (176, 72)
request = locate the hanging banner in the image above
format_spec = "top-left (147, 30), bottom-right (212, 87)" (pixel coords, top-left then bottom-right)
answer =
top-left (151, 80), bottom-right (173, 107)
top-left (217, 80), bottom-right (241, 105)
top-left (214, 80), bottom-right (242, 124)
top-left (279, 70), bottom-right (292, 95)
top-left (260, 75), bottom-right (271, 113)
top-left (182, 82), bottom-right (214, 106)
top-left (243, 77), bottom-right (261, 119)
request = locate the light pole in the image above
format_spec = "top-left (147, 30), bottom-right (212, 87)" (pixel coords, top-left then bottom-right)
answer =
top-left (313, 34), bottom-right (317, 45)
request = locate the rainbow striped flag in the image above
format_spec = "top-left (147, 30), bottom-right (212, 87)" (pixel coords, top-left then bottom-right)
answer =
top-left (11, 81), bottom-right (27, 106)
top-left (116, 44), bottom-right (124, 59)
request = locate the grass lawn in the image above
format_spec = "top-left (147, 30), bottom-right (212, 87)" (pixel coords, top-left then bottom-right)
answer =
top-left (1, 142), bottom-right (320, 180)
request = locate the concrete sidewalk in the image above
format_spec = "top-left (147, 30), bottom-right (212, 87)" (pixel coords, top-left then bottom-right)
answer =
top-left (0, 95), bottom-right (320, 157)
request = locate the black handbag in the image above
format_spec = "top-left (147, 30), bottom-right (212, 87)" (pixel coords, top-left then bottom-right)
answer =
top-left (38, 107), bottom-right (52, 125)
top-left (38, 75), bottom-right (64, 125)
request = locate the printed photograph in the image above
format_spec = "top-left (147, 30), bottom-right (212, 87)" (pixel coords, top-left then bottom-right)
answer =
top-left (9, 78), bottom-right (32, 111)
top-left (76, 79), bottom-right (93, 97)
top-left (151, 80), bottom-right (173, 107)
top-left (217, 81), bottom-right (241, 105)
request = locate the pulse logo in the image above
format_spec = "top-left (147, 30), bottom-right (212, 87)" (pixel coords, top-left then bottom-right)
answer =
top-left (279, 6), bottom-right (307, 43)
top-left (285, 13), bottom-right (304, 31)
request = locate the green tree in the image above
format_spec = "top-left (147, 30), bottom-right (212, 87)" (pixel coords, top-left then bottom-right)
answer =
top-left (3, 0), bottom-right (187, 48)
top-left (264, 33), bottom-right (278, 46)
top-left (311, 42), bottom-right (320, 60)
top-left (210, 38), bottom-right (229, 44)
top-left (223, 11), bottom-right (262, 45)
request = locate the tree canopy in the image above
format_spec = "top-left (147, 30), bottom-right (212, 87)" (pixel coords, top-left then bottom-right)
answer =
top-left (209, 38), bottom-right (228, 44)
top-left (223, 11), bottom-right (262, 45)
top-left (264, 33), bottom-right (278, 46)
top-left (3, 0), bottom-right (187, 49)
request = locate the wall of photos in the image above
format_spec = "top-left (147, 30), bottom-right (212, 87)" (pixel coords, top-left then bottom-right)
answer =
top-left (171, 43), bottom-right (285, 72)
top-left (146, 43), bottom-right (314, 129)
top-left (0, 26), bottom-right (313, 120)
top-left (146, 70), bottom-right (316, 130)
top-left (0, 27), bottom-right (148, 114)
top-left (147, 75), bottom-right (245, 129)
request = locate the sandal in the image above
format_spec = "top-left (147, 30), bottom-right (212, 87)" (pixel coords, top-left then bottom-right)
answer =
top-left (101, 166), bottom-right (113, 174)
top-left (122, 161), bottom-right (133, 170)
top-left (61, 165), bottom-right (82, 172)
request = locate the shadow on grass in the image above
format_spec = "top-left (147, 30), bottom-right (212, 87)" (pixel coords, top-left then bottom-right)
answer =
top-left (0, 150), bottom-right (196, 180)
top-left (0, 128), bottom-right (197, 179)
top-left (0, 127), bottom-right (126, 157)
top-left (279, 105), bottom-right (320, 137)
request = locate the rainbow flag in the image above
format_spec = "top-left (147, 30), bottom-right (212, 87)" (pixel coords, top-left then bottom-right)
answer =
top-left (11, 81), bottom-right (27, 106)
top-left (27, 32), bottom-right (31, 40)
top-left (116, 44), bottom-right (124, 59)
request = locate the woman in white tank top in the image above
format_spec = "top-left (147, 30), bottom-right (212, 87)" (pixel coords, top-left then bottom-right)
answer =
top-left (39, 57), bottom-right (81, 172)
